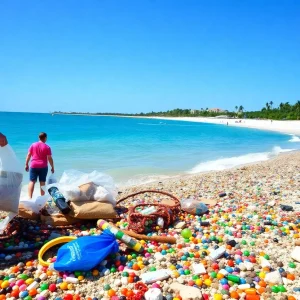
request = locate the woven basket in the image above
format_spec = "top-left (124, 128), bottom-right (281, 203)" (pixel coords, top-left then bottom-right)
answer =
top-left (117, 190), bottom-right (180, 234)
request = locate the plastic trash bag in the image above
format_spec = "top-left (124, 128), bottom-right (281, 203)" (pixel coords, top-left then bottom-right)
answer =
top-left (47, 174), bottom-right (57, 185)
top-left (60, 170), bottom-right (117, 198)
top-left (94, 186), bottom-right (115, 205)
top-left (53, 230), bottom-right (119, 271)
top-left (180, 198), bottom-right (208, 215)
top-left (51, 170), bottom-right (117, 205)
top-left (60, 185), bottom-right (81, 202)
top-left (0, 145), bottom-right (23, 232)
top-left (20, 195), bottom-right (49, 214)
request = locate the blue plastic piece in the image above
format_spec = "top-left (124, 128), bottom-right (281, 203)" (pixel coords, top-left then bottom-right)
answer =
top-left (53, 230), bottom-right (119, 271)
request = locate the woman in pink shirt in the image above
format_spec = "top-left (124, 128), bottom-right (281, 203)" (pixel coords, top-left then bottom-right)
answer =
top-left (25, 132), bottom-right (55, 198)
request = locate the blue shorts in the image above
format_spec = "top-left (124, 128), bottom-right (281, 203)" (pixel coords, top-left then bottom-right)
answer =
top-left (29, 167), bottom-right (48, 182)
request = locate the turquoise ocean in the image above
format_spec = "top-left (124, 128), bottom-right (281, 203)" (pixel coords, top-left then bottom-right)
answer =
top-left (1, 112), bottom-right (299, 187)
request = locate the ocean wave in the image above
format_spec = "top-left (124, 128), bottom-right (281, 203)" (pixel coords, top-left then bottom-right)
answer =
top-left (117, 174), bottom-right (173, 187)
top-left (289, 135), bottom-right (300, 142)
top-left (188, 146), bottom-right (295, 174)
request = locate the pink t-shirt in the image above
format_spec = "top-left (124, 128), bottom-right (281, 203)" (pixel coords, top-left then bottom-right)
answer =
top-left (29, 142), bottom-right (52, 168)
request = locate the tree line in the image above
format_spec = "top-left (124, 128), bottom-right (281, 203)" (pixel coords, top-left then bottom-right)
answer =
top-left (244, 101), bottom-right (300, 120)
top-left (54, 100), bottom-right (300, 120)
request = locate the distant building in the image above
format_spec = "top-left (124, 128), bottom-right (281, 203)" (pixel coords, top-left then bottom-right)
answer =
top-left (208, 108), bottom-right (228, 113)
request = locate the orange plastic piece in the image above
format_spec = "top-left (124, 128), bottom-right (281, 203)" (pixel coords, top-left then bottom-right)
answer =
top-left (257, 287), bottom-right (266, 294)
top-left (245, 288), bottom-right (257, 295)
top-left (245, 295), bottom-right (260, 300)
top-left (258, 280), bottom-right (266, 287)
top-left (108, 290), bottom-right (116, 297)
top-left (287, 274), bottom-right (295, 281)
top-left (230, 291), bottom-right (239, 299)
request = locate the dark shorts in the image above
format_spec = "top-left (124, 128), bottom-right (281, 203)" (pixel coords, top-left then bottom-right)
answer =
top-left (29, 167), bottom-right (48, 182)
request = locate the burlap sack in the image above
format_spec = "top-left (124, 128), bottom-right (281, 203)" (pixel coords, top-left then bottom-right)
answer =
top-left (78, 182), bottom-right (98, 200)
top-left (18, 203), bottom-right (40, 220)
top-left (69, 201), bottom-right (117, 219)
top-left (40, 213), bottom-right (79, 226)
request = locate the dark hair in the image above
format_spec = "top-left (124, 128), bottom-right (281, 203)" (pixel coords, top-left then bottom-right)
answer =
top-left (39, 132), bottom-right (47, 141)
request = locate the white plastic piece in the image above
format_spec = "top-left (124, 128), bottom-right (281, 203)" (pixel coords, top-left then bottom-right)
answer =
top-left (291, 246), bottom-right (300, 262)
top-left (238, 284), bottom-right (250, 290)
top-left (208, 246), bottom-right (226, 260)
top-left (65, 277), bottom-right (79, 284)
top-left (191, 263), bottom-right (206, 275)
top-left (27, 281), bottom-right (39, 290)
top-left (145, 288), bottom-right (163, 300)
top-left (141, 270), bottom-right (170, 284)
top-left (265, 270), bottom-right (283, 284)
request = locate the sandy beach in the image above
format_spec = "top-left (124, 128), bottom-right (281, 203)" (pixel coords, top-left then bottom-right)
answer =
top-left (0, 152), bottom-right (299, 300)
top-left (150, 117), bottom-right (300, 136)
top-left (114, 151), bottom-right (300, 299)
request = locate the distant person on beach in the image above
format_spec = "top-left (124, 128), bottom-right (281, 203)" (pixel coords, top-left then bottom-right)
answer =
top-left (0, 133), bottom-right (8, 147)
top-left (25, 132), bottom-right (54, 198)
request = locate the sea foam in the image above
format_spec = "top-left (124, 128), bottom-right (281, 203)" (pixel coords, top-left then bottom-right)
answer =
top-left (188, 146), bottom-right (295, 174)
top-left (289, 135), bottom-right (300, 142)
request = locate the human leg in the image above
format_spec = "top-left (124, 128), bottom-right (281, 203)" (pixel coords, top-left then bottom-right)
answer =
top-left (40, 182), bottom-right (45, 195)
top-left (29, 168), bottom-right (38, 198)
top-left (28, 181), bottom-right (36, 198)
top-left (38, 167), bottom-right (48, 196)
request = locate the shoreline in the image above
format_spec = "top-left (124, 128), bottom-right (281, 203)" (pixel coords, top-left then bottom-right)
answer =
top-left (53, 113), bottom-right (300, 135)
top-left (119, 150), bottom-right (300, 191)
top-left (149, 116), bottom-right (300, 135)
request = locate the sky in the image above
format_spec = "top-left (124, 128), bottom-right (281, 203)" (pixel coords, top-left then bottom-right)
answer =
top-left (0, 0), bottom-right (299, 113)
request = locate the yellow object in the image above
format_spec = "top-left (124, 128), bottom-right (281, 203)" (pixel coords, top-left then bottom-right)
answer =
top-left (38, 236), bottom-right (77, 267)
top-left (60, 282), bottom-right (68, 290)
top-left (25, 278), bottom-right (34, 285)
top-left (204, 279), bottom-right (212, 286)
top-left (1, 281), bottom-right (9, 289)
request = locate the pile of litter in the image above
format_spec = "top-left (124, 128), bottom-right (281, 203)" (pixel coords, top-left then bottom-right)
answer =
top-left (0, 146), bottom-right (300, 300)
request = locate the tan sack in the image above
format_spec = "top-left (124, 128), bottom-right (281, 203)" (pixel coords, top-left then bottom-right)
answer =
top-left (18, 203), bottom-right (40, 220)
top-left (69, 201), bottom-right (117, 219)
top-left (78, 182), bottom-right (98, 200)
top-left (40, 213), bottom-right (79, 226)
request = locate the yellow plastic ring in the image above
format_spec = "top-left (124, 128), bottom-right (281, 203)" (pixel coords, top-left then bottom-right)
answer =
top-left (38, 236), bottom-right (77, 267)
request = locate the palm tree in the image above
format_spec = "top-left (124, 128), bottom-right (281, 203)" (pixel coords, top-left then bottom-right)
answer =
top-left (295, 101), bottom-right (300, 119)
top-left (279, 102), bottom-right (284, 110)
top-left (269, 101), bottom-right (273, 109)
top-left (239, 105), bottom-right (244, 113)
top-left (235, 106), bottom-right (238, 112)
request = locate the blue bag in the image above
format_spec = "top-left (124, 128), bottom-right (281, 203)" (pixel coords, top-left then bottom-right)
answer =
top-left (53, 230), bottom-right (119, 271)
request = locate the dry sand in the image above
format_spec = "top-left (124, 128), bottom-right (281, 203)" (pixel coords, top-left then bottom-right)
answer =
top-left (150, 117), bottom-right (300, 136)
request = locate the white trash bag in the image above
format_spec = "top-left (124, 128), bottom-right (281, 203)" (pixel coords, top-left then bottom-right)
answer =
top-left (0, 145), bottom-right (23, 232)
top-left (47, 174), bottom-right (57, 185)
top-left (58, 170), bottom-right (117, 205)
top-left (60, 170), bottom-right (117, 197)
top-left (20, 195), bottom-right (50, 214)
